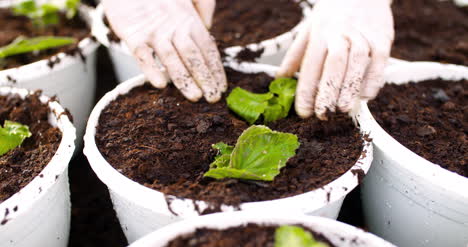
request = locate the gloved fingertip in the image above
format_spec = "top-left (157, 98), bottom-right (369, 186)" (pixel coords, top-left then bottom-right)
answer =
top-left (149, 78), bottom-right (168, 89)
top-left (316, 113), bottom-right (328, 121)
top-left (184, 88), bottom-right (203, 103)
top-left (295, 104), bottom-right (313, 119)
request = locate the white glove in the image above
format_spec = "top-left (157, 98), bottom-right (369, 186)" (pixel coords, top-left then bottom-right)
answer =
top-left (103, 0), bottom-right (227, 103)
top-left (277, 0), bottom-right (394, 120)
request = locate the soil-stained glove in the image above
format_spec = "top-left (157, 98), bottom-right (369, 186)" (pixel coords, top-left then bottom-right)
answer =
top-left (277, 0), bottom-right (394, 120)
top-left (103, 0), bottom-right (227, 103)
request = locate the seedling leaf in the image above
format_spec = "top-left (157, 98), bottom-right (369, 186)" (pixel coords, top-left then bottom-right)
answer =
top-left (65, 0), bottom-right (80, 19)
top-left (0, 36), bottom-right (76, 59)
top-left (226, 78), bottom-right (297, 124)
top-left (204, 125), bottom-right (299, 181)
top-left (227, 88), bottom-right (274, 124)
top-left (275, 225), bottom-right (329, 247)
top-left (0, 121), bottom-right (32, 156)
top-left (13, 0), bottom-right (60, 27)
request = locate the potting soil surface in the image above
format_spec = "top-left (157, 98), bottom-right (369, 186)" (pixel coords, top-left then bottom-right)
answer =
top-left (166, 223), bottom-right (335, 247)
top-left (0, 8), bottom-right (90, 70)
top-left (211, 0), bottom-right (303, 49)
top-left (0, 92), bottom-right (62, 203)
top-left (369, 79), bottom-right (467, 178)
top-left (96, 68), bottom-right (364, 207)
top-left (391, 0), bottom-right (468, 65)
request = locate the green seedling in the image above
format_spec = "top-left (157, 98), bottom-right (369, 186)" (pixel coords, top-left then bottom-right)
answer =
top-left (0, 121), bottom-right (32, 156)
top-left (0, 36), bottom-right (76, 59)
top-left (275, 225), bottom-right (329, 247)
top-left (204, 125), bottom-right (299, 181)
top-left (227, 78), bottom-right (297, 124)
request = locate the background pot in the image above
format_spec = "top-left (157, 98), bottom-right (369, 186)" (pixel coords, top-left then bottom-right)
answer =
top-left (356, 61), bottom-right (468, 247)
top-left (0, 4), bottom-right (99, 142)
top-left (0, 87), bottom-right (76, 247)
top-left (84, 62), bottom-right (373, 244)
top-left (130, 212), bottom-right (395, 247)
top-left (90, 2), bottom-right (312, 82)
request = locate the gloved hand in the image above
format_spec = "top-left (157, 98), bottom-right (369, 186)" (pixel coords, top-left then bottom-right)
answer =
top-left (277, 0), bottom-right (394, 120)
top-left (103, 0), bottom-right (227, 103)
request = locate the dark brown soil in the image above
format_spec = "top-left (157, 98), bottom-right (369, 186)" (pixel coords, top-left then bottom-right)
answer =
top-left (369, 79), bottom-right (467, 178)
top-left (0, 91), bottom-right (62, 203)
top-left (95, 68), bottom-right (364, 207)
top-left (166, 223), bottom-right (334, 247)
top-left (105, 0), bottom-right (303, 50)
top-left (391, 0), bottom-right (468, 65)
top-left (0, 8), bottom-right (90, 70)
top-left (211, 0), bottom-right (303, 49)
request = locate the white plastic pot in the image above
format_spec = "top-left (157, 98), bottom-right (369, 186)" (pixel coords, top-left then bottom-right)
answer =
top-left (130, 212), bottom-right (395, 247)
top-left (90, 2), bottom-right (312, 82)
top-left (0, 4), bottom-right (99, 142)
top-left (356, 62), bottom-right (468, 247)
top-left (0, 87), bottom-right (76, 247)
top-left (84, 62), bottom-right (373, 244)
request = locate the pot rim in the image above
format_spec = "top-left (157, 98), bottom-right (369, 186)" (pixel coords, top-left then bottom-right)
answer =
top-left (129, 211), bottom-right (395, 247)
top-left (357, 61), bottom-right (468, 199)
top-left (83, 61), bottom-right (373, 217)
top-left (0, 4), bottom-right (99, 82)
top-left (91, 1), bottom-right (312, 59)
top-left (0, 86), bottom-right (76, 225)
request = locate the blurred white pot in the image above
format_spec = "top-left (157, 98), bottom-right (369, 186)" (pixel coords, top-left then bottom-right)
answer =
top-left (0, 87), bottom-right (76, 247)
top-left (357, 62), bottom-right (468, 247)
top-left (90, 2), bottom-right (312, 82)
top-left (130, 212), bottom-right (395, 247)
top-left (0, 5), bottom-right (99, 142)
top-left (84, 62), bottom-right (373, 244)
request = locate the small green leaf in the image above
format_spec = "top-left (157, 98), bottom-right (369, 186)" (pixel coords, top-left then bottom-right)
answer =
top-left (12, 0), bottom-right (60, 28)
top-left (209, 142), bottom-right (234, 169)
top-left (0, 36), bottom-right (77, 59)
top-left (65, 0), bottom-right (80, 19)
top-left (12, 0), bottom-right (37, 16)
top-left (38, 4), bottom-right (60, 26)
top-left (212, 142), bottom-right (234, 156)
top-left (0, 121), bottom-right (32, 156)
top-left (226, 78), bottom-right (297, 124)
top-left (204, 125), bottom-right (300, 181)
top-left (227, 87), bottom-right (274, 124)
top-left (269, 78), bottom-right (297, 117)
top-left (275, 225), bottom-right (329, 247)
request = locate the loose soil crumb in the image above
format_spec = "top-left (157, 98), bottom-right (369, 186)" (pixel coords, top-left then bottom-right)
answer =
top-left (369, 79), bottom-right (467, 177)
top-left (0, 92), bottom-right (62, 203)
top-left (0, 8), bottom-right (90, 70)
top-left (166, 223), bottom-right (335, 247)
top-left (96, 68), bottom-right (364, 206)
top-left (391, 0), bottom-right (468, 65)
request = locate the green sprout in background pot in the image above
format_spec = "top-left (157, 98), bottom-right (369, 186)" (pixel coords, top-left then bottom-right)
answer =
top-left (0, 121), bottom-right (32, 156)
top-left (204, 125), bottom-right (300, 181)
top-left (0, 36), bottom-right (77, 59)
top-left (275, 225), bottom-right (329, 247)
top-left (227, 78), bottom-right (297, 124)
top-left (13, 0), bottom-right (81, 28)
